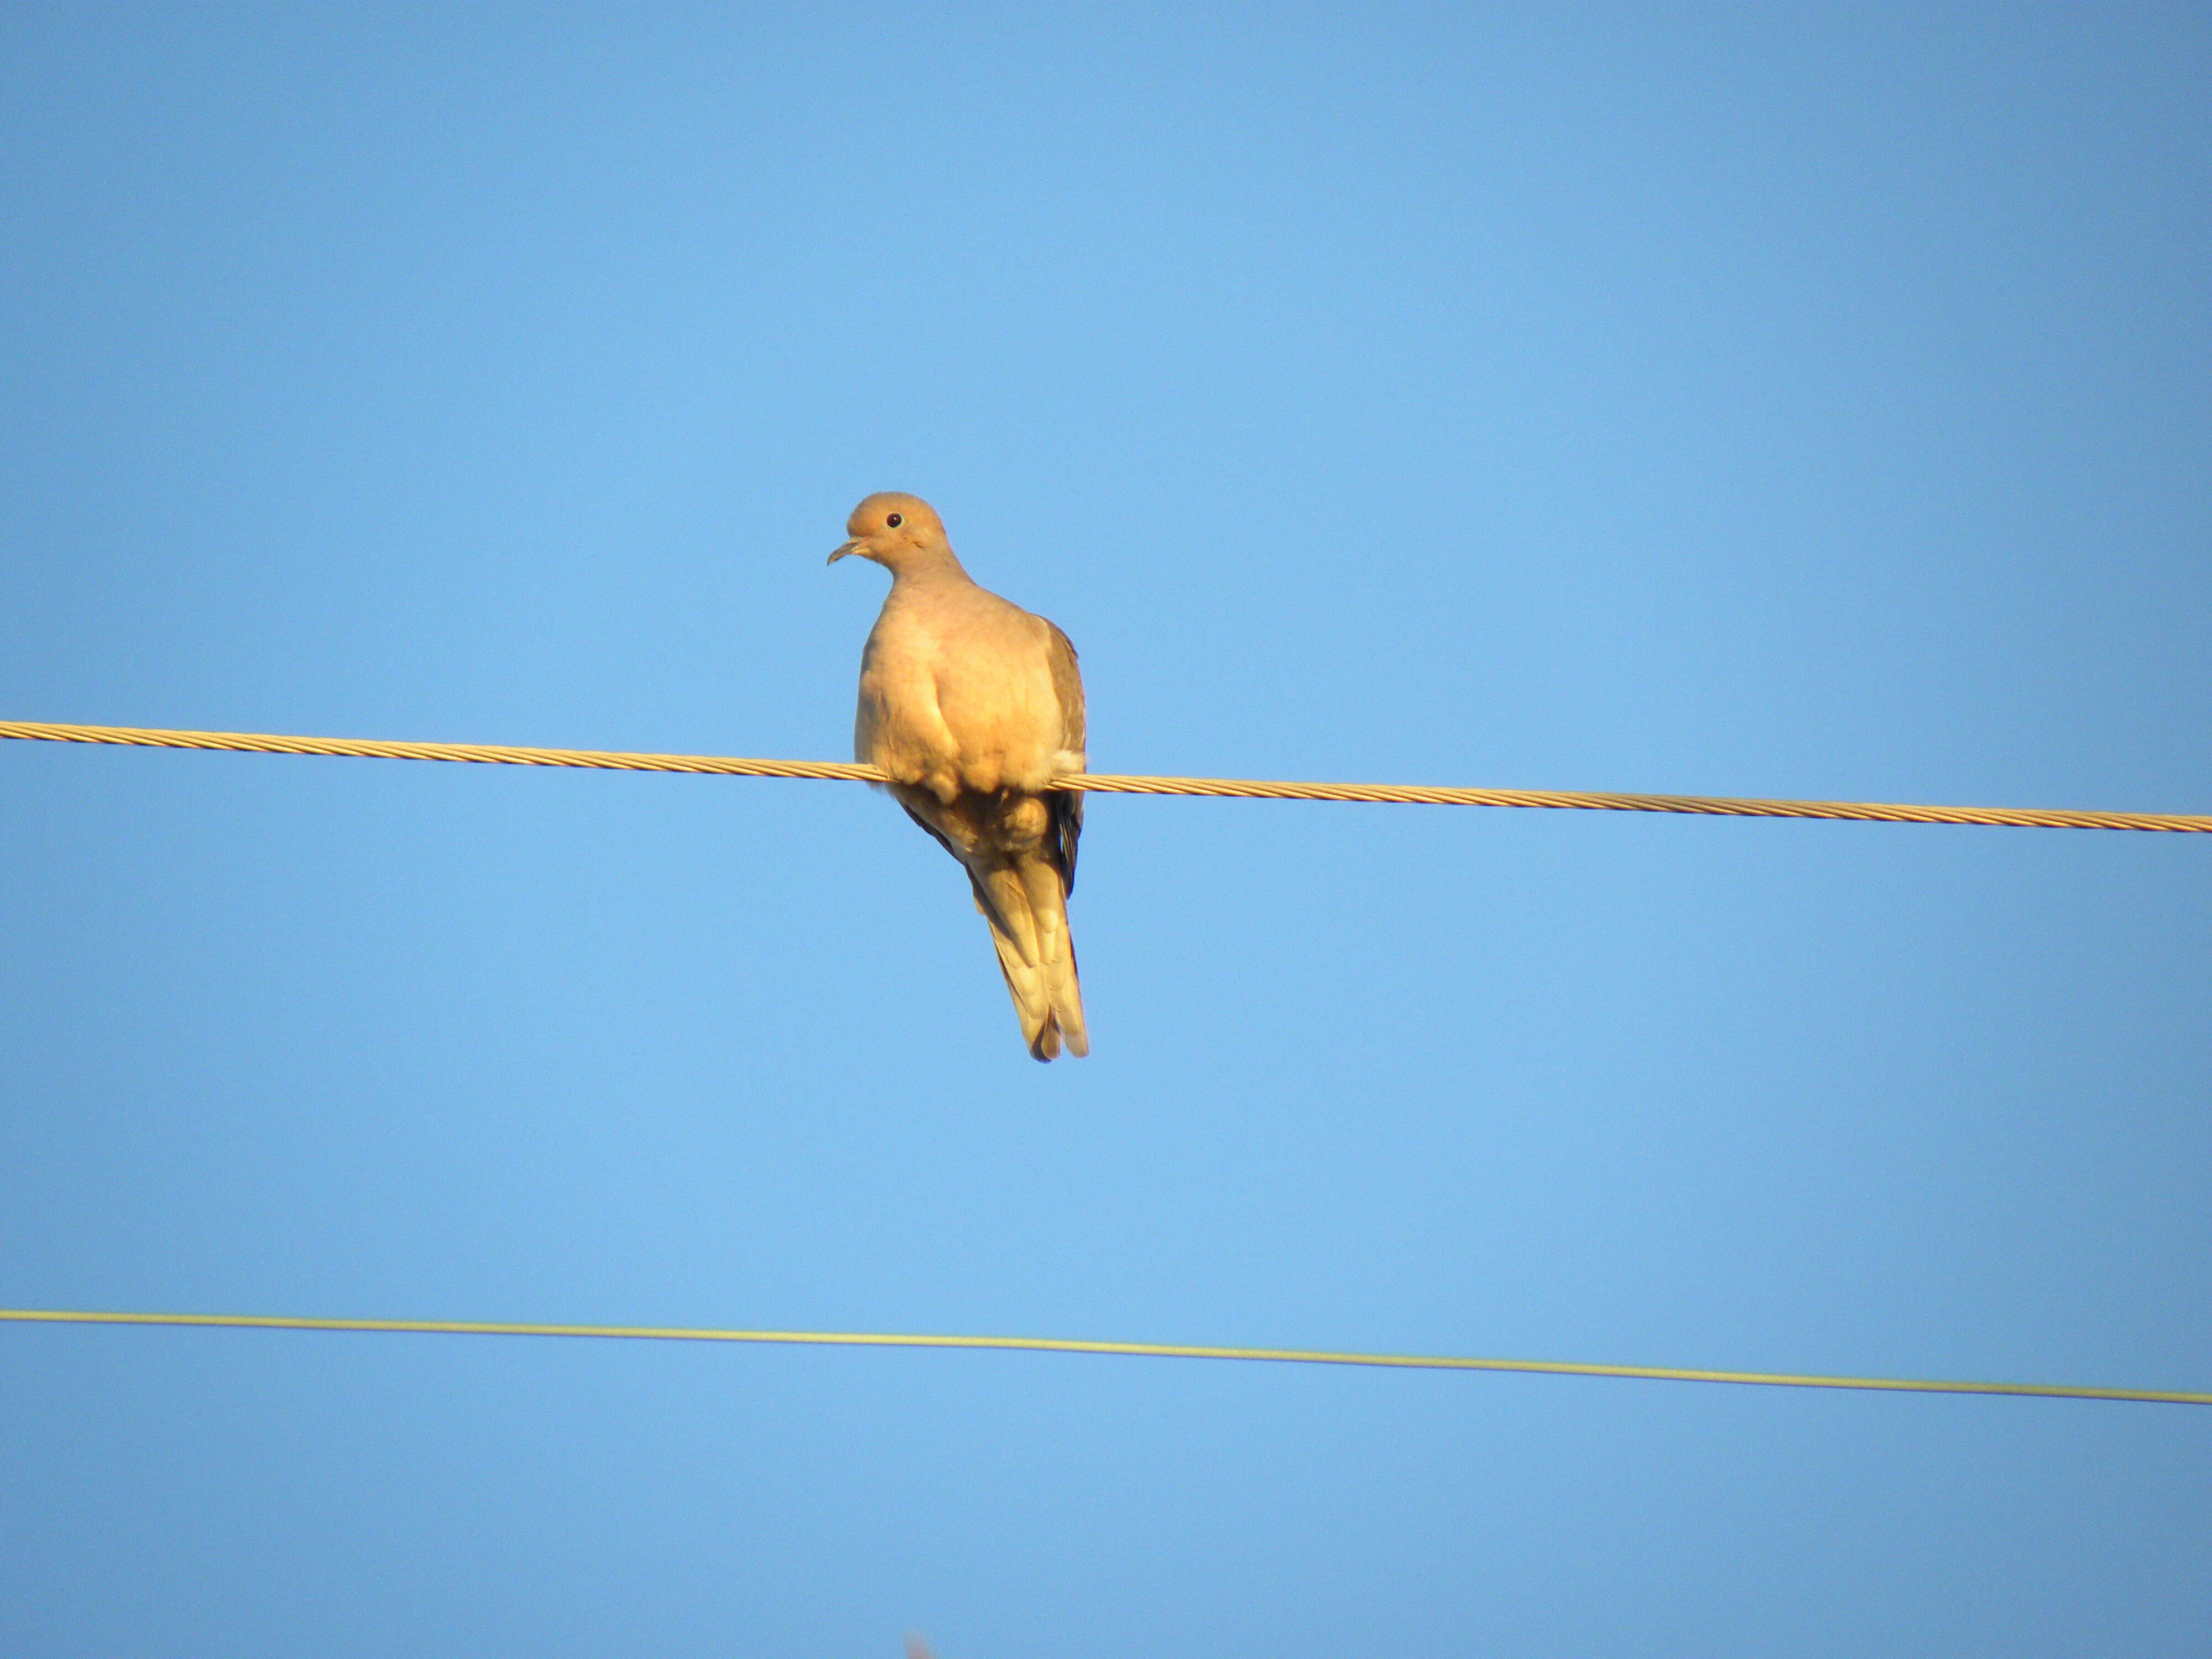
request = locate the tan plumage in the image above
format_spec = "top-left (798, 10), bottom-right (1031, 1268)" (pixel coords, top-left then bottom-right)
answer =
top-left (830, 492), bottom-right (1088, 1061)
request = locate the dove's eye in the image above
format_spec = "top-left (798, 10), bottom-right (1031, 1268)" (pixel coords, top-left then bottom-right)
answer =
top-left (886, 513), bottom-right (904, 528)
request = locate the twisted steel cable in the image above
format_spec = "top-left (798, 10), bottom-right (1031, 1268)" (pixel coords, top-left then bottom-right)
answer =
top-left (4, 721), bottom-right (2206, 832)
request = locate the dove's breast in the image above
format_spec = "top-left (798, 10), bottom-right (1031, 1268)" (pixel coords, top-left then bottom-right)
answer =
top-left (855, 580), bottom-right (1067, 800)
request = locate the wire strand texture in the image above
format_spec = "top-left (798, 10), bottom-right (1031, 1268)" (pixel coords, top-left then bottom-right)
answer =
top-left (3, 1309), bottom-right (2205, 1405)
top-left (4, 721), bottom-right (2206, 832)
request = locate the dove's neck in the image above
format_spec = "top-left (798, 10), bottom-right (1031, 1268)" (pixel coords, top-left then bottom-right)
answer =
top-left (884, 545), bottom-right (972, 587)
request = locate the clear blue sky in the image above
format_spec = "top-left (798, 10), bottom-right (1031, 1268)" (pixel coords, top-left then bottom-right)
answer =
top-left (3, 6), bottom-right (2208, 1654)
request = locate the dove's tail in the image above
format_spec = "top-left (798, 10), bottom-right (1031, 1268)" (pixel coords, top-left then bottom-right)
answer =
top-left (1019, 853), bottom-right (1087, 1060)
top-left (970, 857), bottom-right (1087, 1062)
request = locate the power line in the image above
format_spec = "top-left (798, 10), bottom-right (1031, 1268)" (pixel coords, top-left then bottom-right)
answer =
top-left (3, 1308), bottom-right (2205, 1405)
top-left (5, 720), bottom-right (2205, 833)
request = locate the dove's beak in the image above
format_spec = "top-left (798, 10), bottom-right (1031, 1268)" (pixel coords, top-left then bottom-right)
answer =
top-left (827, 539), bottom-right (863, 565)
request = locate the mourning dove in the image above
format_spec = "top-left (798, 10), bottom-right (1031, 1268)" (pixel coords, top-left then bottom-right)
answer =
top-left (830, 492), bottom-right (1089, 1061)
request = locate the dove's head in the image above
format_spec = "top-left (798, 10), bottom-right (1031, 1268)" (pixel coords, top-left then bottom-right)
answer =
top-left (828, 492), bottom-right (954, 574)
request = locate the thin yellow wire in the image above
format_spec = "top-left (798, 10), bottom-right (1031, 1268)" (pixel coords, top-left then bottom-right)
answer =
top-left (4, 719), bottom-right (2206, 832)
top-left (3, 1308), bottom-right (2205, 1405)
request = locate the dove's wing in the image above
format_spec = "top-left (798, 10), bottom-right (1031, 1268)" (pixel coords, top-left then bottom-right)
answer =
top-left (1008, 617), bottom-right (1086, 1057)
top-left (1044, 619), bottom-right (1084, 895)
